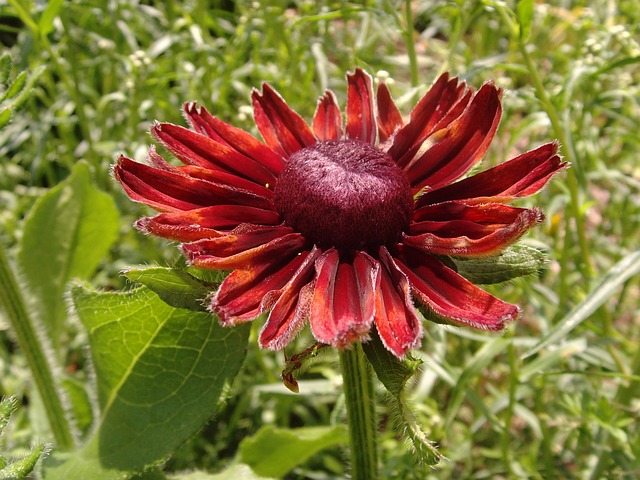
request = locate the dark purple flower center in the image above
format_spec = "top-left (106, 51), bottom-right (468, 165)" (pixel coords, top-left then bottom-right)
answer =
top-left (274, 140), bottom-right (413, 251)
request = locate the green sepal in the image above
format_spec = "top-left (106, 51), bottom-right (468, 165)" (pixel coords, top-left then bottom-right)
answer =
top-left (0, 396), bottom-right (18, 437)
top-left (451, 244), bottom-right (546, 284)
top-left (362, 333), bottom-right (421, 397)
top-left (362, 333), bottom-right (443, 466)
top-left (123, 266), bottom-right (214, 312)
top-left (0, 396), bottom-right (50, 479)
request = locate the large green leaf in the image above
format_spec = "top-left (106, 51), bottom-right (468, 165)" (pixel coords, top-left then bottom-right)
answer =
top-left (168, 465), bottom-right (275, 480)
top-left (238, 425), bottom-right (348, 478)
top-left (17, 161), bottom-right (119, 344)
top-left (44, 285), bottom-right (250, 478)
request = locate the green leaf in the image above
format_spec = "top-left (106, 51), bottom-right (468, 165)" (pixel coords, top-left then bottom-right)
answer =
top-left (0, 444), bottom-right (50, 480)
top-left (38, 0), bottom-right (65, 36)
top-left (0, 109), bottom-right (11, 129)
top-left (516, 0), bottom-right (534, 40)
top-left (238, 425), bottom-right (348, 478)
top-left (0, 396), bottom-right (18, 437)
top-left (0, 54), bottom-right (10, 83)
top-left (5, 0), bottom-right (38, 34)
top-left (444, 337), bottom-right (510, 429)
top-left (43, 285), bottom-right (249, 478)
top-left (123, 267), bottom-right (213, 312)
top-left (17, 161), bottom-right (119, 344)
top-left (60, 377), bottom-right (94, 435)
top-left (168, 465), bottom-right (275, 480)
top-left (452, 244), bottom-right (546, 284)
top-left (2, 71), bottom-right (26, 102)
top-left (524, 250), bottom-right (640, 359)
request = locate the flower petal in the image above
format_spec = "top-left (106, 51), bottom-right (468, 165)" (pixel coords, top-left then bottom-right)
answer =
top-left (346, 68), bottom-right (377, 144)
top-left (152, 122), bottom-right (277, 186)
top-left (114, 155), bottom-right (270, 212)
top-left (251, 83), bottom-right (316, 157)
top-left (375, 248), bottom-right (423, 358)
top-left (388, 73), bottom-right (467, 163)
top-left (416, 142), bottom-right (566, 207)
top-left (177, 164), bottom-right (273, 200)
top-left (183, 102), bottom-right (285, 176)
top-left (309, 249), bottom-right (379, 347)
top-left (182, 226), bottom-right (303, 270)
top-left (136, 205), bottom-right (282, 242)
top-left (259, 246), bottom-right (322, 349)
top-left (312, 90), bottom-right (342, 141)
top-left (214, 247), bottom-right (313, 325)
top-left (376, 82), bottom-right (403, 142)
top-left (406, 202), bottom-right (544, 256)
top-left (393, 246), bottom-right (520, 330)
top-left (405, 82), bottom-right (503, 193)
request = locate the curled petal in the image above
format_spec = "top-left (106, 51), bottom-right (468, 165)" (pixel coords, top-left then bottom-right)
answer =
top-left (310, 249), bottom-right (379, 347)
top-left (259, 246), bottom-right (322, 349)
top-left (114, 155), bottom-right (270, 212)
top-left (388, 73), bottom-right (467, 163)
top-left (252, 83), bottom-right (316, 157)
top-left (394, 246), bottom-right (521, 330)
top-left (312, 90), bottom-right (342, 141)
top-left (146, 145), bottom-right (179, 171)
top-left (376, 248), bottom-right (423, 358)
top-left (177, 165), bottom-right (273, 200)
top-left (406, 202), bottom-right (544, 256)
top-left (152, 122), bottom-right (277, 186)
top-left (405, 82), bottom-right (503, 193)
top-left (182, 226), bottom-right (303, 270)
top-left (183, 102), bottom-right (285, 176)
top-left (346, 68), bottom-right (377, 144)
top-left (376, 82), bottom-right (403, 143)
top-left (416, 142), bottom-right (567, 207)
top-left (214, 247), bottom-right (313, 325)
top-left (136, 206), bottom-right (282, 242)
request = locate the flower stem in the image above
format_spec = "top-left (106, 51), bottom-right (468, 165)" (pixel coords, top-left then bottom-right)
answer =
top-left (403, 0), bottom-right (419, 88)
top-left (339, 343), bottom-right (379, 480)
top-left (0, 242), bottom-right (74, 448)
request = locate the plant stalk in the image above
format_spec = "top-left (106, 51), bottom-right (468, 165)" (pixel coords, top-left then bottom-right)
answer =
top-left (0, 242), bottom-right (74, 448)
top-left (339, 343), bottom-right (379, 480)
top-left (403, 0), bottom-right (419, 88)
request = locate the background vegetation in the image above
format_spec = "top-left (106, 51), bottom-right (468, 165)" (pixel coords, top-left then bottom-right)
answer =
top-left (0, 0), bottom-right (638, 478)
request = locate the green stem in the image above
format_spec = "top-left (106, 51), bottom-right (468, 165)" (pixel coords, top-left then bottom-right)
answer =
top-left (517, 44), bottom-right (593, 284)
top-left (495, 6), bottom-right (593, 287)
top-left (403, 0), bottom-right (419, 88)
top-left (0, 242), bottom-right (74, 448)
top-left (339, 344), bottom-right (379, 480)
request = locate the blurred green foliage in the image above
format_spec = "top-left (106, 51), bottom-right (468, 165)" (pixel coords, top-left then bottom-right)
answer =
top-left (0, 0), bottom-right (638, 478)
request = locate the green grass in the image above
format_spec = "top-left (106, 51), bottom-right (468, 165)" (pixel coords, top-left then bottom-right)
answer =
top-left (1, 0), bottom-right (639, 478)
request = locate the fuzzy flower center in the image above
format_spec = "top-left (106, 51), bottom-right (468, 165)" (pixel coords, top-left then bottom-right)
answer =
top-left (274, 140), bottom-right (413, 251)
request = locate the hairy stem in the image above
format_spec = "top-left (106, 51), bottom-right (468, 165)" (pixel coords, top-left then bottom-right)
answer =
top-left (339, 344), bottom-right (379, 480)
top-left (0, 242), bottom-right (74, 448)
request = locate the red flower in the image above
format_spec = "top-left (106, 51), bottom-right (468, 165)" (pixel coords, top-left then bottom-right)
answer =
top-left (114, 69), bottom-right (566, 358)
